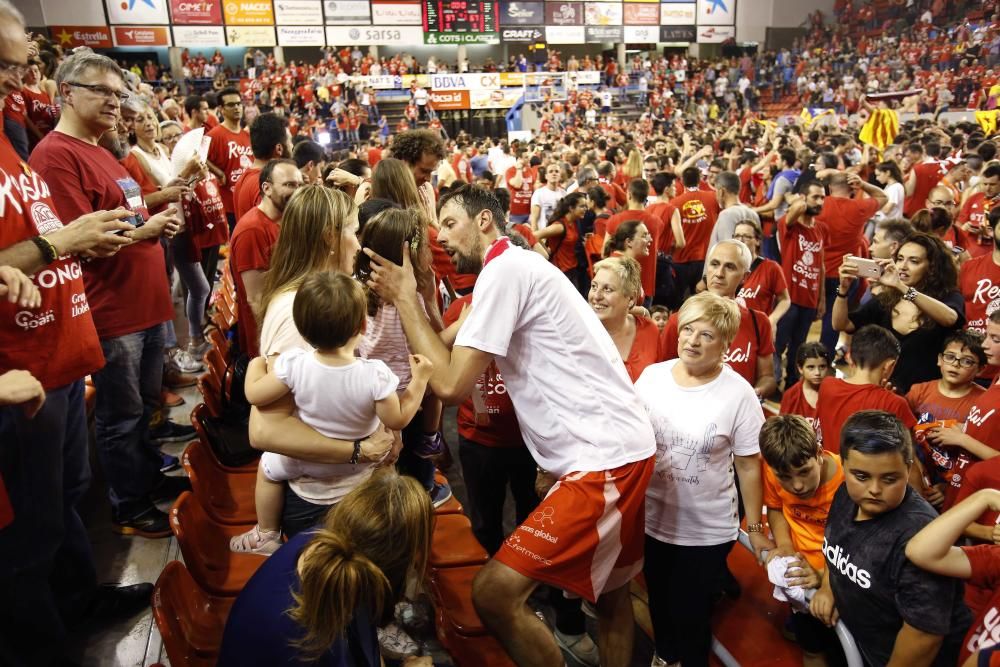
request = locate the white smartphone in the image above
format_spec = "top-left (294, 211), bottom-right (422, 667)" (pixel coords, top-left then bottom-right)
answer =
top-left (846, 255), bottom-right (882, 280)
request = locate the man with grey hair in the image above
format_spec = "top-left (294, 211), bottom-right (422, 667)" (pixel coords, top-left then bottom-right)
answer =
top-left (709, 170), bottom-right (761, 249)
top-left (0, 7), bottom-right (167, 664)
top-left (30, 49), bottom-right (188, 540)
top-left (0, 0), bottom-right (29, 159)
top-left (566, 165), bottom-right (598, 194)
top-left (658, 239), bottom-right (778, 400)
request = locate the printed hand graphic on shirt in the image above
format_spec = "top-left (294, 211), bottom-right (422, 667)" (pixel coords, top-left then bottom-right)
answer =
top-left (670, 423), bottom-right (717, 473)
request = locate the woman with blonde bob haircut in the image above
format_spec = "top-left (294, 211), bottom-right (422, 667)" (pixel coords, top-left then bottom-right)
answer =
top-left (589, 256), bottom-right (659, 382)
top-left (634, 291), bottom-right (771, 667)
top-left (218, 469), bottom-right (434, 666)
top-left (243, 184), bottom-right (396, 543)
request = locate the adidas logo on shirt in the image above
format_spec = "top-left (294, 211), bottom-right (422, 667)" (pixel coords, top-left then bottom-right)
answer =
top-left (823, 537), bottom-right (872, 589)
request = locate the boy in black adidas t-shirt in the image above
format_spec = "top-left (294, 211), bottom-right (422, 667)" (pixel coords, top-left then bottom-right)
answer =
top-left (810, 410), bottom-right (971, 667)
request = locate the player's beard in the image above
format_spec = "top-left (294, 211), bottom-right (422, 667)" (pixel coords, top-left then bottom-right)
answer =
top-left (454, 233), bottom-right (485, 275)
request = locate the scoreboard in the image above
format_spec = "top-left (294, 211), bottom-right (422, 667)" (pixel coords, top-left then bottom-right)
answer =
top-left (423, 0), bottom-right (497, 33)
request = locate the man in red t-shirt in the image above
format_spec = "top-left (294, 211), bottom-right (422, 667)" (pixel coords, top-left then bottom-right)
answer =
top-left (442, 294), bottom-right (536, 555)
top-left (0, 37), bottom-right (154, 655)
top-left (816, 172), bottom-right (885, 353)
top-left (956, 164), bottom-right (1000, 255)
top-left (505, 152), bottom-right (536, 225)
top-left (815, 325), bottom-right (917, 452)
top-left (230, 159), bottom-right (303, 357)
top-left (232, 113), bottom-right (291, 222)
top-left (659, 241), bottom-right (777, 398)
top-left (30, 52), bottom-right (190, 539)
top-left (597, 161), bottom-right (627, 210)
top-left (605, 179), bottom-right (662, 301)
top-left (904, 141), bottom-right (945, 218)
top-left (669, 166), bottom-right (721, 303)
top-left (206, 87), bottom-right (252, 229)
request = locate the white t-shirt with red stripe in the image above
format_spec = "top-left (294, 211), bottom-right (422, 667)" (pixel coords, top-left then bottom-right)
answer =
top-left (455, 239), bottom-right (655, 476)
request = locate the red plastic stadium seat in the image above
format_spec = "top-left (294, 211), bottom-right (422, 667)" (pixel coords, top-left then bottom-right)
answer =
top-left (196, 374), bottom-right (222, 419)
top-left (182, 439), bottom-right (256, 525)
top-left (189, 403), bottom-right (258, 474)
top-left (430, 513), bottom-right (489, 569)
top-left (207, 327), bottom-right (230, 361)
top-left (169, 491), bottom-right (265, 596)
top-left (429, 566), bottom-right (516, 667)
top-left (152, 560), bottom-right (235, 667)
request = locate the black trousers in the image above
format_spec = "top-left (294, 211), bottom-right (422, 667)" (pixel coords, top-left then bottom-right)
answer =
top-left (673, 260), bottom-right (705, 304)
top-left (643, 537), bottom-right (734, 667)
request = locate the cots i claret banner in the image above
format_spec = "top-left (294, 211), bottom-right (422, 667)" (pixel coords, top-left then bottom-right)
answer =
top-left (423, 0), bottom-right (499, 44)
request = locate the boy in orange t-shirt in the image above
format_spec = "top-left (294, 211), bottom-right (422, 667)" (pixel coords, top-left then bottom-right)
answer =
top-left (760, 414), bottom-right (845, 665)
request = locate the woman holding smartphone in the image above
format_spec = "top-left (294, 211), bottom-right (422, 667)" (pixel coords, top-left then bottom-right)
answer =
top-left (832, 232), bottom-right (965, 393)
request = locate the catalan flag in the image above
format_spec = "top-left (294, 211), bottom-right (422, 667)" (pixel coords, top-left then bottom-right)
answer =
top-left (754, 118), bottom-right (777, 129)
top-left (800, 107), bottom-right (835, 126)
top-left (975, 110), bottom-right (998, 136)
top-left (858, 108), bottom-right (899, 151)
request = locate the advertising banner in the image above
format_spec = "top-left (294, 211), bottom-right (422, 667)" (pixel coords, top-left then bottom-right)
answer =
top-left (41, 0), bottom-right (107, 26)
top-left (622, 2), bottom-right (657, 24)
top-left (324, 0), bottom-right (371, 23)
top-left (545, 25), bottom-right (584, 43)
top-left (105, 0), bottom-right (170, 24)
top-left (169, 0), bottom-right (223, 23)
top-left (696, 0), bottom-right (735, 25)
top-left (49, 25), bottom-right (113, 47)
top-left (498, 1), bottom-right (542, 25)
top-left (274, 0), bottom-right (322, 23)
top-left (585, 25), bottom-right (621, 41)
top-left (223, 0), bottom-right (275, 24)
top-left (429, 90), bottom-right (470, 110)
top-left (500, 27), bottom-right (543, 41)
top-left (325, 24), bottom-right (423, 43)
top-left (431, 72), bottom-right (504, 90)
top-left (544, 1), bottom-right (582, 25)
top-left (370, 1), bottom-right (422, 24)
top-left (623, 24), bottom-right (657, 41)
top-left (226, 24), bottom-right (277, 43)
top-left (697, 23), bottom-right (734, 40)
top-left (112, 25), bottom-right (171, 45)
top-left (172, 24), bottom-right (226, 44)
top-left (583, 2), bottom-right (621, 24)
top-left (470, 88), bottom-right (522, 109)
top-left (424, 32), bottom-right (498, 44)
top-left (659, 24), bottom-right (694, 41)
top-left (276, 25), bottom-right (325, 43)
top-left (660, 2), bottom-right (695, 24)
top-left (569, 70), bottom-right (600, 84)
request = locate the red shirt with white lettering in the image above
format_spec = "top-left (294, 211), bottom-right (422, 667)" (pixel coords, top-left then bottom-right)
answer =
top-left (957, 192), bottom-right (998, 232)
top-left (232, 166), bottom-right (262, 222)
top-left (2, 89), bottom-right (26, 126)
top-left (779, 217), bottom-right (825, 309)
top-left (30, 131), bottom-right (173, 339)
top-left (779, 380), bottom-right (819, 431)
top-left (817, 195), bottom-right (879, 278)
top-left (0, 133), bottom-right (103, 389)
top-left (815, 377), bottom-right (916, 452)
top-left (737, 257), bottom-right (787, 314)
top-left (657, 304), bottom-right (774, 386)
top-left (505, 165), bottom-right (536, 217)
top-left (230, 206), bottom-right (280, 357)
top-left (957, 545), bottom-right (1000, 663)
top-left (904, 161), bottom-right (944, 218)
top-left (182, 175), bottom-right (229, 259)
top-left (958, 382), bottom-right (1000, 467)
top-left (443, 295), bottom-right (523, 447)
top-left (907, 380), bottom-right (985, 496)
top-left (606, 210), bottom-right (662, 298)
top-left (21, 87), bottom-right (55, 144)
top-left (206, 125), bottom-right (252, 212)
top-left (668, 189), bottom-right (720, 263)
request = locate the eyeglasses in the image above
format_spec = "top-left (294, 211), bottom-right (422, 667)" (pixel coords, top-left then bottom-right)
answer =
top-left (65, 81), bottom-right (129, 101)
top-left (222, 101), bottom-right (244, 108)
top-left (941, 352), bottom-right (979, 368)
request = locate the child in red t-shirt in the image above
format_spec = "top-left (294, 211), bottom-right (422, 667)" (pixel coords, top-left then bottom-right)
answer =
top-left (815, 325), bottom-right (917, 453)
top-left (907, 332), bottom-right (987, 510)
top-left (906, 488), bottom-right (1000, 665)
top-left (780, 341), bottom-right (830, 432)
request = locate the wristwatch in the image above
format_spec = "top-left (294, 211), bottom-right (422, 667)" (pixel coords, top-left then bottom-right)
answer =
top-left (746, 522), bottom-right (764, 534)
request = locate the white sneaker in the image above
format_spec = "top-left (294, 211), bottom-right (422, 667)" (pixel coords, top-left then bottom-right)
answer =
top-left (554, 629), bottom-right (600, 667)
top-left (169, 347), bottom-right (204, 373)
top-left (377, 622), bottom-right (419, 659)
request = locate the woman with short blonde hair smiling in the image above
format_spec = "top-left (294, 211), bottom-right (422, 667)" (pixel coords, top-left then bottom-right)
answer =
top-left (589, 256), bottom-right (658, 382)
top-left (635, 291), bottom-right (771, 667)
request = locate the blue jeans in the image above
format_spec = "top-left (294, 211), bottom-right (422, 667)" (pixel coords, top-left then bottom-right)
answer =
top-left (173, 235), bottom-right (211, 340)
top-left (92, 324), bottom-right (167, 515)
top-left (821, 277), bottom-right (857, 353)
top-left (775, 302), bottom-right (817, 387)
top-left (0, 380), bottom-right (98, 664)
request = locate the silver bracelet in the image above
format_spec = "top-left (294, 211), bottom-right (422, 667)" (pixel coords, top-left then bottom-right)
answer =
top-left (903, 286), bottom-right (918, 302)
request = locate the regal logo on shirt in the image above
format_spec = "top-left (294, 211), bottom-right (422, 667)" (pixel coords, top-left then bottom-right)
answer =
top-left (30, 201), bottom-right (62, 235)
